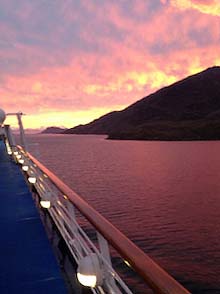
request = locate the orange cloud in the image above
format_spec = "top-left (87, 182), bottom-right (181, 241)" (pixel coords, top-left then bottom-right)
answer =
top-left (31, 82), bottom-right (43, 93)
top-left (1, 42), bottom-right (219, 129)
top-left (4, 108), bottom-right (116, 129)
top-left (170, 0), bottom-right (220, 15)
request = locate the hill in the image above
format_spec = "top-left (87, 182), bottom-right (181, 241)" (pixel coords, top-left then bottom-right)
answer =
top-left (64, 66), bottom-right (220, 140)
top-left (41, 127), bottom-right (67, 134)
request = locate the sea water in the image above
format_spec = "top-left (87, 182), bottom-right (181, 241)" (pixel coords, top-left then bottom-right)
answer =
top-left (27, 134), bottom-right (220, 294)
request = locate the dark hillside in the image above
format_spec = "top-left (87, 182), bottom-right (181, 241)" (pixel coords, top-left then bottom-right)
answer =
top-left (41, 127), bottom-right (67, 134)
top-left (64, 66), bottom-right (220, 140)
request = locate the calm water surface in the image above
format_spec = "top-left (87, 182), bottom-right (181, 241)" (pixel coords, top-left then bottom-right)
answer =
top-left (27, 134), bottom-right (220, 293)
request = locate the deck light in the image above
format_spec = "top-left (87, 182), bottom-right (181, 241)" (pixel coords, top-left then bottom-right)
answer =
top-left (22, 165), bottom-right (29, 171)
top-left (16, 154), bottom-right (22, 159)
top-left (18, 159), bottom-right (24, 164)
top-left (40, 200), bottom-right (51, 209)
top-left (124, 260), bottom-right (131, 267)
top-left (14, 151), bottom-right (18, 155)
top-left (40, 192), bottom-right (52, 209)
top-left (28, 176), bottom-right (37, 184)
top-left (77, 253), bottom-right (102, 288)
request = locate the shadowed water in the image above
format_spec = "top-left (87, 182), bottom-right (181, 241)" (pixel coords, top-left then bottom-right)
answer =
top-left (27, 134), bottom-right (220, 294)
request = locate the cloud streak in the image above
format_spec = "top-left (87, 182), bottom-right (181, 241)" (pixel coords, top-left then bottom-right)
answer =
top-left (170, 0), bottom-right (220, 16)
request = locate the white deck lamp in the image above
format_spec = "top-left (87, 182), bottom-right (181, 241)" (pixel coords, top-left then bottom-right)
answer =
top-left (22, 165), bottom-right (29, 171)
top-left (28, 176), bottom-right (37, 184)
top-left (77, 253), bottom-right (102, 288)
top-left (40, 192), bottom-right (52, 209)
top-left (40, 200), bottom-right (51, 209)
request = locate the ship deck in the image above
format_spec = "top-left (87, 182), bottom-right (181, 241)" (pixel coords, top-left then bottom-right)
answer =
top-left (0, 140), bottom-right (67, 293)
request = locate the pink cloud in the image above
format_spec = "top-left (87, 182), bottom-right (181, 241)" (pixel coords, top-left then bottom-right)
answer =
top-left (0, 0), bottom-right (219, 128)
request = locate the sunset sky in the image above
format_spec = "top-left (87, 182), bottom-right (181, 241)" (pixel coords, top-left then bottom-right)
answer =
top-left (1, 0), bottom-right (220, 129)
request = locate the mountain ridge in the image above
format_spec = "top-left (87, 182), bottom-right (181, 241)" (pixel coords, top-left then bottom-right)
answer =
top-left (41, 126), bottom-right (67, 134)
top-left (46, 66), bottom-right (220, 140)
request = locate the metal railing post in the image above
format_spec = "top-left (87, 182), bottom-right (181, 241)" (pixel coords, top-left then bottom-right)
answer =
top-left (7, 112), bottom-right (28, 151)
top-left (16, 112), bottom-right (28, 151)
top-left (97, 233), bottom-right (120, 293)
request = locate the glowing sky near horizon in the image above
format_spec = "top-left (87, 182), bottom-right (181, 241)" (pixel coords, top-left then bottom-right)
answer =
top-left (1, 0), bottom-right (220, 129)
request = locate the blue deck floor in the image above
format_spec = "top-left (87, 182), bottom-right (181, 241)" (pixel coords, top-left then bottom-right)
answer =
top-left (0, 141), bottom-right (67, 293)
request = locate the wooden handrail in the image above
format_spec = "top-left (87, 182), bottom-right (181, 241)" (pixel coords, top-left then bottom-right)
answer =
top-left (22, 147), bottom-right (190, 294)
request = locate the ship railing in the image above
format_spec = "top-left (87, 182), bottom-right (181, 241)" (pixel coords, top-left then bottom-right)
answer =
top-left (9, 142), bottom-right (190, 294)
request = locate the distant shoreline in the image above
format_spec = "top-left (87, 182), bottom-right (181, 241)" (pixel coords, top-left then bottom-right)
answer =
top-left (37, 131), bottom-right (220, 142)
